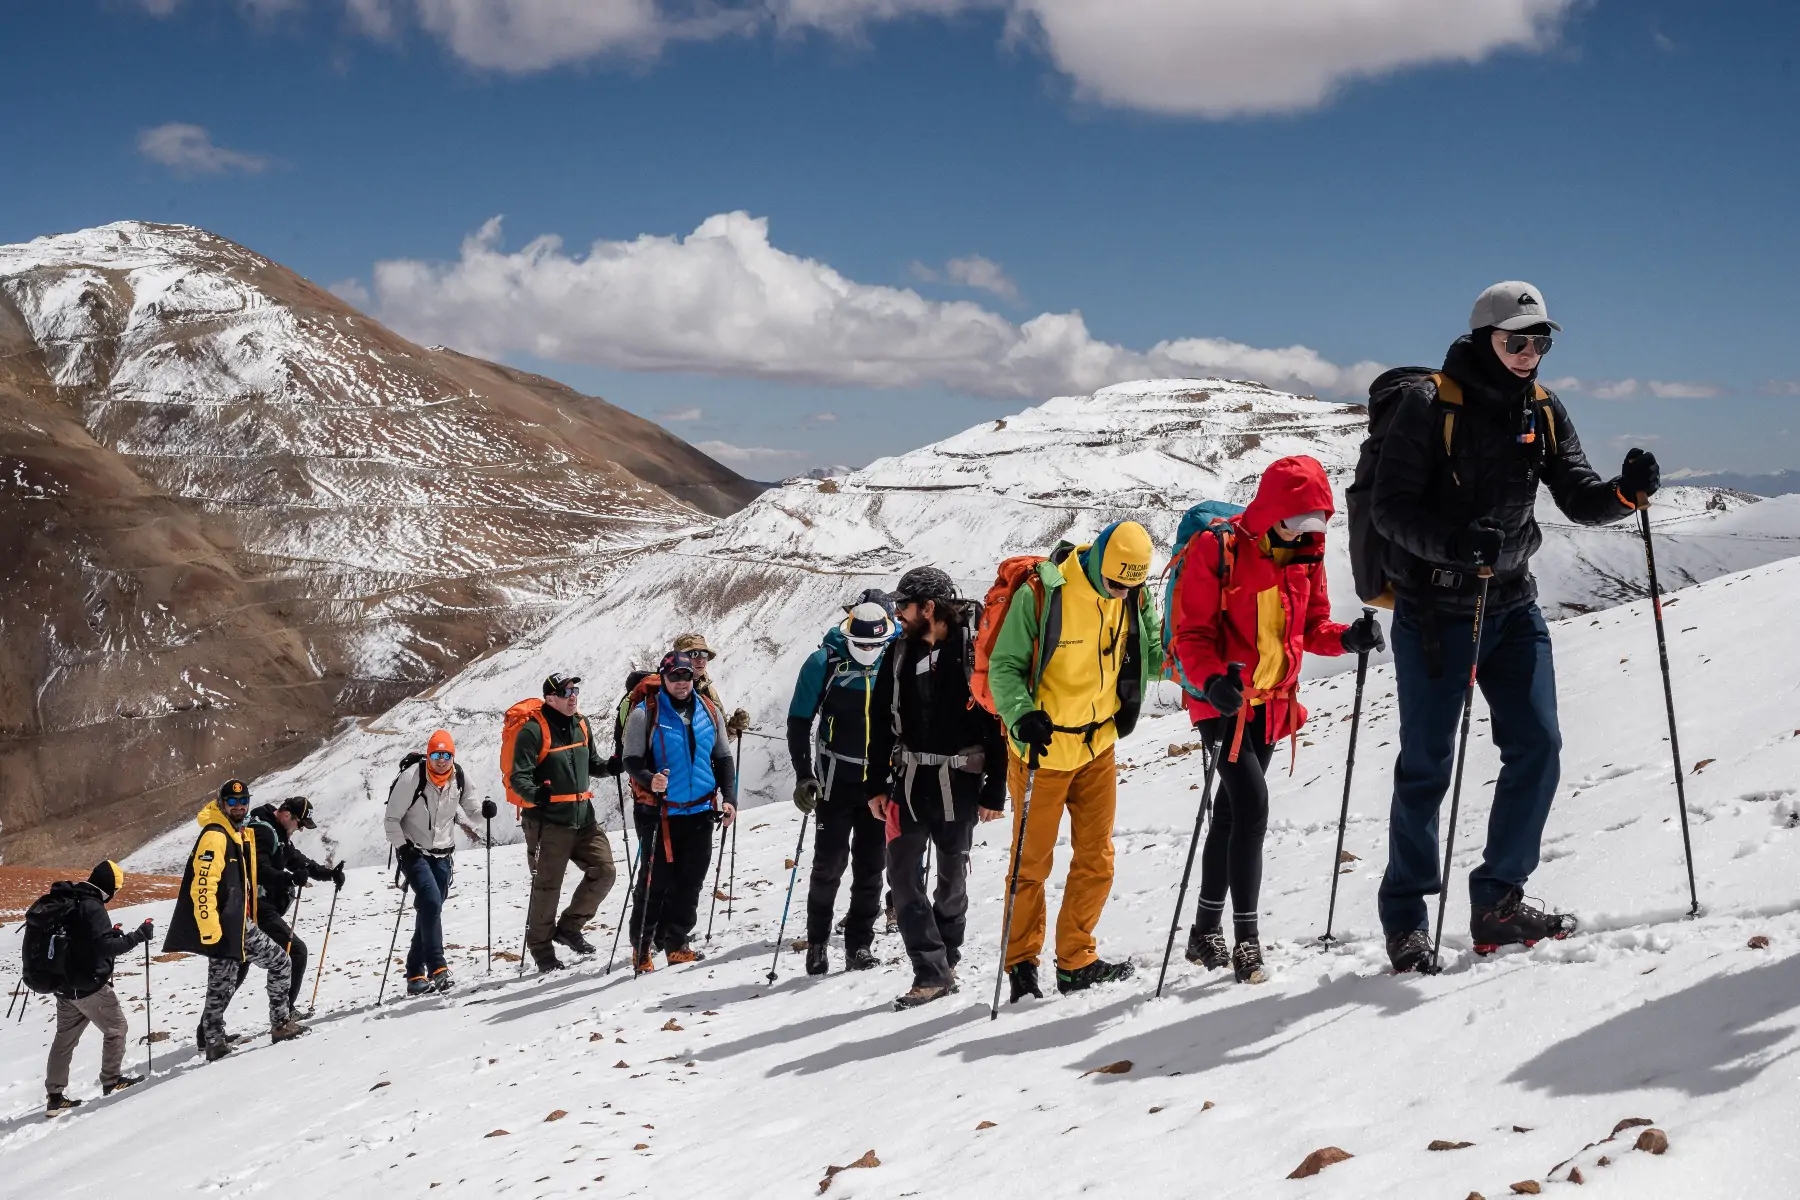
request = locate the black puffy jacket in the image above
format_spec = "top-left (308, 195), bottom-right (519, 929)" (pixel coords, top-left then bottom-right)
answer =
top-left (246, 804), bottom-right (333, 918)
top-left (1370, 335), bottom-right (1632, 616)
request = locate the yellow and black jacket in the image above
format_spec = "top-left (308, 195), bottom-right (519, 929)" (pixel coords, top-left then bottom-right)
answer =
top-left (162, 799), bottom-right (257, 960)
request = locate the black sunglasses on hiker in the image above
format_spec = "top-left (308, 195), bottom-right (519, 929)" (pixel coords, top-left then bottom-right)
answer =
top-left (663, 668), bottom-right (696, 683)
top-left (1501, 332), bottom-right (1553, 356)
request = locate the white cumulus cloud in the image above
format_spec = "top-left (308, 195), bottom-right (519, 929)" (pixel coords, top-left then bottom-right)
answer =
top-left (365, 213), bottom-right (1384, 400)
top-left (137, 123), bottom-right (271, 175)
top-left (695, 440), bottom-right (810, 470)
top-left (1646, 380), bottom-right (1723, 400)
top-left (1565, 378), bottom-right (1724, 401)
top-left (910, 254), bottom-right (1020, 302)
top-left (172, 1), bottom-right (1578, 118)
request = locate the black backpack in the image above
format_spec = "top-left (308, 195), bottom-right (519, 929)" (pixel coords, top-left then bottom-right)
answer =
top-left (1344, 367), bottom-right (1558, 605)
top-left (20, 882), bottom-right (92, 995)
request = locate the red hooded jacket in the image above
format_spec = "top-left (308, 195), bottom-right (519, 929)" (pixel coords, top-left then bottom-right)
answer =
top-left (1173, 455), bottom-right (1349, 750)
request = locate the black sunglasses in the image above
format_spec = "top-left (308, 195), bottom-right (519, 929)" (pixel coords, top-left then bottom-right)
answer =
top-left (1501, 332), bottom-right (1553, 356)
top-left (663, 668), bottom-right (695, 682)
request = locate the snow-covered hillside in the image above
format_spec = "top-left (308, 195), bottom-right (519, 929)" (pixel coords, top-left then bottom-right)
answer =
top-left (12, 555), bottom-right (1800, 1197)
top-left (139, 378), bottom-right (1799, 871)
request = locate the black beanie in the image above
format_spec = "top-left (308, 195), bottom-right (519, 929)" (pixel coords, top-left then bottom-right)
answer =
top-left (88, 860), bottom-right (125, 900)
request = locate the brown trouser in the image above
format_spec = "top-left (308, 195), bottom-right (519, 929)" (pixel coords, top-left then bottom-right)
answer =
top-left (46, 985), bottom-right (129, 1094)
top-left (1003, 745), bottom-right (1118, 972)
top-left (522, 813), bottom-right (615, 962)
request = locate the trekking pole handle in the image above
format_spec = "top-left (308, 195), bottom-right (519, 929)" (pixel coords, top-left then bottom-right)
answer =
top-left (1226, 661), bottom-right (1245, 684)
top-left (1636, 491), bottom-right (1651, 511)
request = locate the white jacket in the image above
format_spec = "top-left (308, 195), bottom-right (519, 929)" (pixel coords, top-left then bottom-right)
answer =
top-left (385, 764), bottom-right (482, 854)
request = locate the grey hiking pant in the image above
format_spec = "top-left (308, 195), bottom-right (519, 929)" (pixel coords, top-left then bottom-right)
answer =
top-left (204, 924), bottom-right (291, 1041)
top-left (46, 986), bottom-right (129, 1094)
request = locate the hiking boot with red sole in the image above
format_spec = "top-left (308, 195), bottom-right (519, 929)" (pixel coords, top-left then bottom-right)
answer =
top-left (666, 947), bottom-right (705, 965)
top-left (1471, 888), bottom-right (1577, 955)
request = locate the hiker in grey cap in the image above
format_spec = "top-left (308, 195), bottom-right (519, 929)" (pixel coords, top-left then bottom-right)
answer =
top-left (1356, 281), bottom-right (1659, 974)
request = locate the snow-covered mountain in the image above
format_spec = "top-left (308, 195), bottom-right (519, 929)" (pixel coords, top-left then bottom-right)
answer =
top-left (137, 378), bottom-right (1800, 871)
top-left (21, 555), bottom-right (1800, 1197)
top-left (0, 221), bottom-right (759, 864)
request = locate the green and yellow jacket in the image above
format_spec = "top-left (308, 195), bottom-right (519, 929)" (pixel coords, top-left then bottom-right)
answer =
top-left (988, 525), bottom-right (1164, 772)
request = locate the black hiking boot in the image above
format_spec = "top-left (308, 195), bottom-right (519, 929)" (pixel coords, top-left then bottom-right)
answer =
top-left (1386, 929), bottom-right (1438, 974)
top-left (1055, 957), bottom-right (1135, 994)
top-left (103, 1074), bottom-right (144, 1096)
top-left (1231, 938), bottom-right (1268, 985)
top-left (1007, 961), bottom-right (1043, 1004)
top-left (552, 929), bottom-right (597, 956)
top-left (536, 953), bottom-right (566, 974)
top-left (847, 946), bottom-right (878, 971)
top-left (195, 1023), bottom-right (243, 1052)
top-left (805, 944), bottom-right (829, 975)
top-left (430, 967), bottom-right (455, 993)
top-left (1186, 926), bottom-right (1229, 970)
top-left (406, 975), bottom-right (432, 997)
top-left (205, 1040), bottom-right (234, 1063)
top-left (1470, 889), bottom-right (1577, 954)
top-left (46, 1093), bottom-right (82, 1116)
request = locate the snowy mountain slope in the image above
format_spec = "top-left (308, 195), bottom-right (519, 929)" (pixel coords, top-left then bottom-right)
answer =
top-left (151, 378), bottom-right (1800, 872)
top-left (0, 221), bottom-right (759, 864)
top-left (14, 555), bottom-right (1800, 1198)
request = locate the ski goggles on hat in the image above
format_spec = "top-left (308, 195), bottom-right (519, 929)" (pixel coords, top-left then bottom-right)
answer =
top-left (662, 667), bottom-right (696, 682)
top-left (1501, 332), bottom-right (1553, 356)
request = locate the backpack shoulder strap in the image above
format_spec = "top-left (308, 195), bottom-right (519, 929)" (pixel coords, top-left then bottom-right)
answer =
top-left (1533, 383), bottom-right (1559, 454)
top-left (1430, 372), bottom-right (1463, 458)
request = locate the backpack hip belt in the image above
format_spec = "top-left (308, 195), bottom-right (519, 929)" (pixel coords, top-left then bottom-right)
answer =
top-left (817, 746), bottom-right (869, 801)
top-left (1227, 685), bottom-right (1302, 774)
top-left (896, 744), bottom-right (986, 823)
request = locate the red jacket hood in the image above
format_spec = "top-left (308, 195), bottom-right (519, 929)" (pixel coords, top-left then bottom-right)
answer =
top-left (1240, 455), bottom-right (1336, 538)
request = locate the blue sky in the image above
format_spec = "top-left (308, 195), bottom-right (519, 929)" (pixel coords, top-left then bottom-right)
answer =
top-left (2, 1), bottom-right (1797, 479)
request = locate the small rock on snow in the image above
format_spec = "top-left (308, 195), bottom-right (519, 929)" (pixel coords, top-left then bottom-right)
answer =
top-left (1634, 1128), bottom-right (1670, 1155)
top-left (1081, 1060), bottom-right (1133, 1077)
top-left (1287, 1147), bottom-right (1352, 1179)
top-left (1748, 935), bottom-right (1771, 949)
top-left (545, 1110), bottom-right (567, 1122)
top-left (1428, 1140), bottom-right (1474, 1151)
top-left (1509, 1182), bottom-right (1541, 1195)
top-left (1611, 1117), bottom-right (1655, 1136)
top-left (484, 1129), bottom-right (509, 1138)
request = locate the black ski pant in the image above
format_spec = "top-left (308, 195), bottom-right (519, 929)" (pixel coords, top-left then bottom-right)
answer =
top-left (1193, 708), bottom-right (1276, 944)
top-left (806, 784), bottom-right (887, 952)
top-left (886, 791), bottom-right (976, 990)
top-left (241, 911), bottom-right (307, 1010)
top-left (630, 806), bottom-right (715, 954)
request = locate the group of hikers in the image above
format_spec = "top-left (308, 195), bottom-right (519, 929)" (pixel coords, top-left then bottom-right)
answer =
top-left (21, 281), bottom-right (1667, 1108)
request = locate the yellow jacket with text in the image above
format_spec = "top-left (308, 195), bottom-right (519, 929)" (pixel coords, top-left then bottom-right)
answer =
top-left (161, 800), bottom-right (257, 960)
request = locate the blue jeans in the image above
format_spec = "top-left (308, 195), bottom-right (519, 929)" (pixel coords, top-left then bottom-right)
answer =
top-left (403, 853), bottom-right (454, 978)
top-left (1378, 600), bottom-right (1562, 935)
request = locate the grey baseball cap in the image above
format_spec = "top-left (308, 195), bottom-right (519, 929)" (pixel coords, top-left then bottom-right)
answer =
top-left (1470, 281), bottom-right (1562, 332)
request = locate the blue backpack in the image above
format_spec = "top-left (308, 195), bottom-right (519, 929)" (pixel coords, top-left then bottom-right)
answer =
top-left (1158, 500), bottom-right (1247, 698)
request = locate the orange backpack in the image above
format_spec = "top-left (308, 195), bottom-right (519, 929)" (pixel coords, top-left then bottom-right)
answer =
top-left (968, 556), bottom-right (1047, 716)
top-left (499, 698), bottom-right (594, 811)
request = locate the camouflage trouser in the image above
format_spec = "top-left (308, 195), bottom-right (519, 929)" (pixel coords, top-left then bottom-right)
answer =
top-left (203, 924), bottom-right (291, 1041)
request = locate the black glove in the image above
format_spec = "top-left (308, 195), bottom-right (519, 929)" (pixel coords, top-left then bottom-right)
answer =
top-left (1340, 613), bottom-right (1386, 656)
top-left (1447, 518), bottom-right (1505, 568)
top-left (533, 781), bottom-right (553, 806)
top-left (1619, 447), bottom-right (1660, 502)
top-left (331, 862), bottom-right (347, 891)
top-left (793, 778), bottom-right (822, 815)
top-left (134, 918), bottom-right (155, 945)
top-left (1012, 710), bottom-right (1054, 754)
top-left (604, 753), bottom-right (623, 778)
top-left (1202, 672), bottom-right (1246, 716)
top-left (481, 799), bottom-right (498, 821)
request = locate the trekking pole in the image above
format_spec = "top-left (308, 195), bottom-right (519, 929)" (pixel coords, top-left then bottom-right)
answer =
top-left (1321, 618), bottom-right (1375, 944)
top-left (727, 730), bottom-right (741, 921)
top-left (1153, 664), bottom-right (1242, 999)
top-left (5, 976), bottom-right (23, 1021)
top-left (143, 939), bottom-right (154, 1078)
top-left (765, 812), bottom-right (813, 985)
top-left (704, 812), bottom-right (725, 944)
top-left (376, 877), bottom-right (411, 1005)
top-left (990, 745), bottom-right (1042, 1020)
top-left (605, 774), bottom-right (638, 974)
top-left (1637, 499), bottom-right (1702, 916)
top-left (485, 815), bottom-right (493, 975)
top-left (1429, 571), bottom-right (1493, 973)
top-left (309, 882), bottom-right (339, 1015)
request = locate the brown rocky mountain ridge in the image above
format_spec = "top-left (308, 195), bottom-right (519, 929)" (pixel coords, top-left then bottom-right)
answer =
top-left (0, 220), bottom-right (761, 866)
